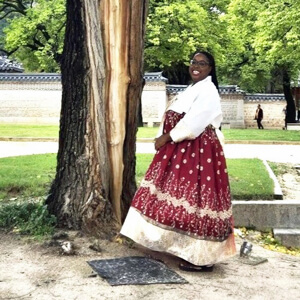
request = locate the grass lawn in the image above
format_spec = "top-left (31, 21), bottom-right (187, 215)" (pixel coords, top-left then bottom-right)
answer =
top-left (222, 128), bottom-right (300, 142)
top-left (0, 154), bottom-right (274, 202)
top-left (0, 124), bottom-right (285, 203)
top-left (0, 154), bottom-right (56, 200)
top-left (0, 124), bottom-right (299, 142)
top-left (0, 124), bottom-right (59, 138)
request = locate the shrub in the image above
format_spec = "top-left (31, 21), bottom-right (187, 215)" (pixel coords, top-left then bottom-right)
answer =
top-left (0, 199), bottom-right (56, 237)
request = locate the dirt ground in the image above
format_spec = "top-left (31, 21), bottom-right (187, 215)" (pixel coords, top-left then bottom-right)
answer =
top-left (1, 163), bottom-right (300, 300)
top-left (276, 163), bottom-right (300, 200)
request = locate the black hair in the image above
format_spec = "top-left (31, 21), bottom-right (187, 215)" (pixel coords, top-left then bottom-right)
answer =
top-left (191, 50), bottom-right (219, 91)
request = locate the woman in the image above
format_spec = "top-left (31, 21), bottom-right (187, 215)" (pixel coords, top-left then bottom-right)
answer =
top-left (121, 50), bottom-right (236, 272)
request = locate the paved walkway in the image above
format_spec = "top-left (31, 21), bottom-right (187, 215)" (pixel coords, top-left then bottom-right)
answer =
top-left (0, 141), bottom-right (299, 164)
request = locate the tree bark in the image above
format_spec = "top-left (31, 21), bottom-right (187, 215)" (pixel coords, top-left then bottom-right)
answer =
top-left (283, 69), bottom-right (296, 124)
top-left (118, 1), bottom-right (148, 223)
top-left (46, 0), bottom-right (148, 236)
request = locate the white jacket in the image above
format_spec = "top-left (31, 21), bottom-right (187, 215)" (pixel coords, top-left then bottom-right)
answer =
top-left (163, 76), bottom-right (223, 143)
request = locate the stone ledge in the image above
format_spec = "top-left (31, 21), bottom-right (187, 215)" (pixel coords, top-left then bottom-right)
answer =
top-left (273, 228), bottom-right (300, 247)
top-left (287, 123), bottom-right (300, 130)
top-left (232, 200), bottom-right (300, 230)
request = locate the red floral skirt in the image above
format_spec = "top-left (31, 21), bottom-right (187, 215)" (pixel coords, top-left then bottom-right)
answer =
top-left (131, 110), bottom-right (233, 241)
top-left (121, 110), bottom-right (236, 265)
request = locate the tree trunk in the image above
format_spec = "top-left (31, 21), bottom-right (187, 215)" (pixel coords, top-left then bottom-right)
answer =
top-left (283, 69), bottom-right (296, 124)
top-left (119, 1), bottom-right (148, 222)
top-left (46, 0), bottom-right (148, 236)
top-left (163, 62), bottom-right (190, 85)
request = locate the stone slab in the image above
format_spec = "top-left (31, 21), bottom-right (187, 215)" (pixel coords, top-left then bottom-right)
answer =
top-left (87, 256), bottom-right (188, 286)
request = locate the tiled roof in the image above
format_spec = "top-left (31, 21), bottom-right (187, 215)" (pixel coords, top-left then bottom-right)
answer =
top-left (0, 72), bottom-right (287, 101)
top-left (166, 84), bottom-right (245, 95)
top-left (144, 72), bottom-right (168, 82)
top-left (166, 84), bottom-right (187, 94)
top-left (219, 85), bottom-right (244, 94)
top-left (0, 56), bottom-right (24, 73)
top-left (0, 73), bottom-right (61, 82)
top-left (0, 72), bottom-right (165, 82)
top-left (245, 94), bottom-right (285, 101)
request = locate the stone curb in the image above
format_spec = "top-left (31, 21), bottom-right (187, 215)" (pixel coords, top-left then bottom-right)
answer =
top-left (263, 159), bottom-right (283, 200)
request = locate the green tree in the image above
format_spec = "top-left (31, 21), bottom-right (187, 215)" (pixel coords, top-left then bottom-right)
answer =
top-left (0, 0), bottom-right (66, 72)
top-left (145, 0), bottom-right (230, 84)
top-left (225, 0), bottom-right (298, 121)
top-left (221, 0), bottom-right (270, 91)
top-left (253, 0), bottom-right (299, 122)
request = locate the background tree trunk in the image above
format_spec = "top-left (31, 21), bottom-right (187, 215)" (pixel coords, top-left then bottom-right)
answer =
top-left (283, 69), bottom-right (296, 124)
top-left (46, 0), bottom-right (148, 236)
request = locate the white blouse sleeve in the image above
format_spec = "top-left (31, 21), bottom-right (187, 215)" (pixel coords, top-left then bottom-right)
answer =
top-left (169, 82), bottom-right (222, 143)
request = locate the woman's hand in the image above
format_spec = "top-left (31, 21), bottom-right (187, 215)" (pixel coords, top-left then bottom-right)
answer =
top-left (154, 133), bottom-right (172, 151)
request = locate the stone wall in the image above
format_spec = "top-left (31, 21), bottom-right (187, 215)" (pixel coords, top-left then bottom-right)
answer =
top-left (0, 89), bottom-right (61, 124)
top-left (244, 100), bottom-right (286, 129)
top-left (167, 85), bottom-right (247, 128)
top-left (166, 85), bottom-right (287, 129)
top-left (219, 93), bottom-right (245, 128)
top-left (0, 73), bottom-right (293, 129)
top-left (142, 73), bottom-right (167, 127)
top-left (0, 74), bottom-right (61, 124)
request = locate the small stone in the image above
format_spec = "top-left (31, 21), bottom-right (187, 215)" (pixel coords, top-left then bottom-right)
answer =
top-left (61, 241), bottom-right (75, 255)
top-left (89, 240), bottom-right (102, 252)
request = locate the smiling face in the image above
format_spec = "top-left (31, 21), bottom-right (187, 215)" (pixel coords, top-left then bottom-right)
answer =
top-left (189, 53), bottom-right (212, 84)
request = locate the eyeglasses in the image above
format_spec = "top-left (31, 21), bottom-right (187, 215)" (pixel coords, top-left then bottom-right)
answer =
top-left (190, 60), bottom-right (210, 68)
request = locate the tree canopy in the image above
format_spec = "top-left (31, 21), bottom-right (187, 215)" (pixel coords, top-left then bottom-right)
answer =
top-left (222, 0), bottom-right (298, 120)
top-left (0, 0), bottom-right (65, 72)
top-left (145, 0), bottom-right (231, 83)
top-left (1, 0), bottom-right (300, 102)
top-left (223, 0), bottom-right (300, 93)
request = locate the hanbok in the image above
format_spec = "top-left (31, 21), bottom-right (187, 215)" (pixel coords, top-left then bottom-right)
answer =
top-left (121, 76), bottom-right (236, 265)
